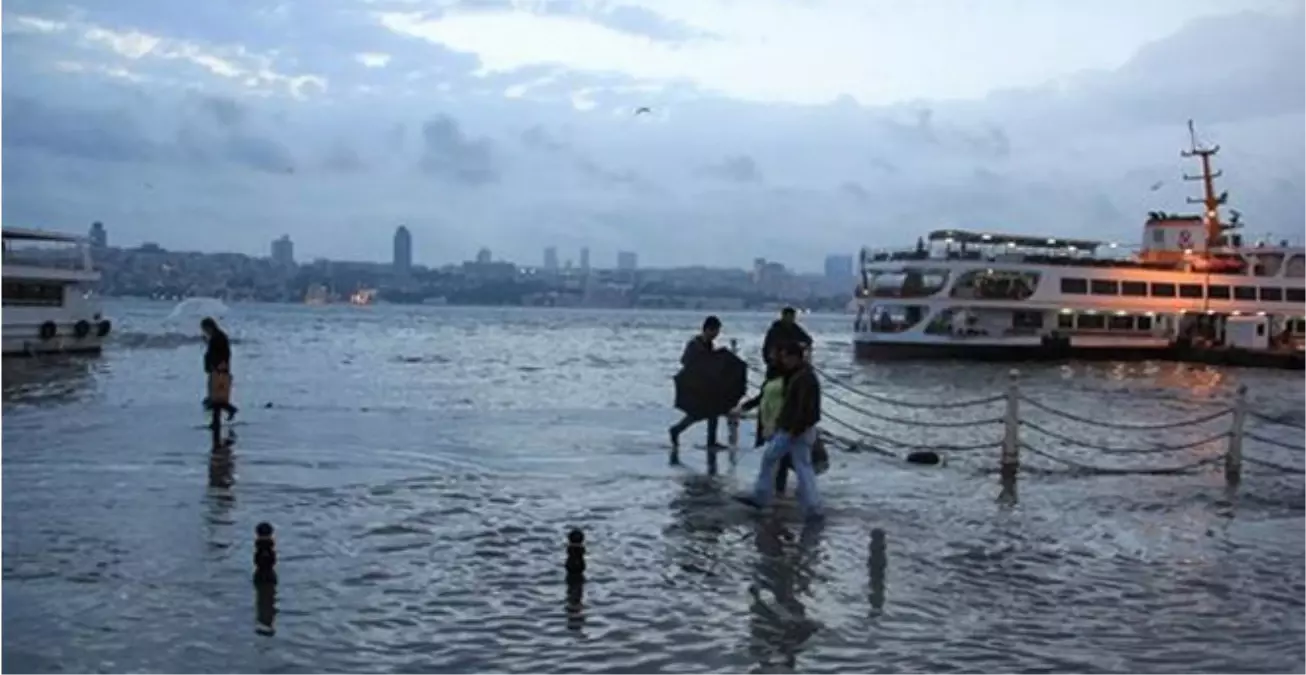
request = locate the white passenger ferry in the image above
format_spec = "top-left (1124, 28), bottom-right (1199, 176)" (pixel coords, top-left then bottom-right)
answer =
top-left (852, 123), bottom-right (1305, 369)
top-left (2, 226), bottom-right (112, 356)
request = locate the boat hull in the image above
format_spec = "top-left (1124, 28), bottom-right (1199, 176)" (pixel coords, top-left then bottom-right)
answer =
top-left (853, 337), bottom-right (1305, 370)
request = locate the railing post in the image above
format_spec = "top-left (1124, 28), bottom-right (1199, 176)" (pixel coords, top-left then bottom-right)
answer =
top-left (1001, 369), bottom-right (1020, 482)
top-left (1225, 385), bottom-right (1246, 487)
top-left (727, 339), bottom-right (740, 464)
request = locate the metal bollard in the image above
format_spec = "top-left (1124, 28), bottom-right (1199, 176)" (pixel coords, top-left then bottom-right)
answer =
top-left (564, 528), bottom-right (586, 631)
top-left (1000, 369), bottom-right (1020, 483)
top-left (253, 522), bottom-right (277, 586)
top-left (565, 528), bottom-right (586, 583)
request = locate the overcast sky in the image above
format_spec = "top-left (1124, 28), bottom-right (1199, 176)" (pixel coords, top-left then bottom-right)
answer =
top-left (2, 0), bottom-right (1302, 270)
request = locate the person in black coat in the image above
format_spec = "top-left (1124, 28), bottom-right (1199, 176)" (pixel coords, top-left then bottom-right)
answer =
top-left (669, 315), bottom-right (729, 449)
top-left (201, 317), bottom-right (239, 421)
top-left (762, 307), bottom-right (812, 368)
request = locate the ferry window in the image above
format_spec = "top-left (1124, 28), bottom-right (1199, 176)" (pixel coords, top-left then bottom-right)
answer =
top-left (1178, 284), bottom-right (1204, 299)
top-left (1, 281), bottom-right (64, 307)
top-left (1077, 314), bottom-right (1106, 330)
top-left (1233, 286), bottom-right (1257, 300)
top-left (1260, 287), bottom-right (1283, 302)
top-left (1056, 313), bottom-right (1074, 329)
top-left (1150, 282), bottom-right (1176, 298)
top-left (1207, 285), bottom-right (1231, 300)
top-left (1061, 278), bottom-right (1088, 294)
top-left (1286, 288), bottom-right (1305, 303)
top-left (1121, 281), bottom-right (1148, 297)
top-left (1090, 279), bottom-right (1119, 295)
top-left (1108, 315), bottom-right (1133, 330)
top-left (1012, 311), bottom-right (1043, 330)
top-left (1137, 316), bottom-right (1153, 331)
top-left (1152, 229), bottom-right (1165, 244)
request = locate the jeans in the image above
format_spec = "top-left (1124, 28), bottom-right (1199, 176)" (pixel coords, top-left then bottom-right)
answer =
top-left (671, 414), bottom-right (719, 446)
top-left (752, 427), bottom-right (822, 516)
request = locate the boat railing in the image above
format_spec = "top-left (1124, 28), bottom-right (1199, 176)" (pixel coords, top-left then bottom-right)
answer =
top-left (2, 245), bottom-right (93, 272)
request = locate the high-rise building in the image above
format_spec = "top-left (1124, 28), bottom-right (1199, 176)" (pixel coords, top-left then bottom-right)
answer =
top-left (617, 250), bottom-right (637, 271)
top-left (271, 234), bottom-right (295, 265)
top-left (88, 221), bottom-right (108, 248)
top-left (824, 254), bottom-right (854, 281)
top-left (476, 247), bottom-right (492, 264)
top-left (543, 246), bottom-right (559, 271)
top-left (393, 226), bottom-right (412, 273)
top-left (579, 247), bottom-right (590, 273)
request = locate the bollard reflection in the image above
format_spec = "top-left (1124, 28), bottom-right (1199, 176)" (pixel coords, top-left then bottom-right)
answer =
top-left (255, 581), bottom-right (277, 636)
top-left (997, 469), bottom-right (1018, 506)
top-left (747, 518), bottom-right (824, 671)
top-left (665, 475), bottom-right (728, 577)
top-left (868, 528), bottom-right (887, 613)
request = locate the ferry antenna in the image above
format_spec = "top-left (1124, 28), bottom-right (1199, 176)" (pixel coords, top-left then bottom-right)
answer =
top-left (1178, 119), bottom-right (1226, 249)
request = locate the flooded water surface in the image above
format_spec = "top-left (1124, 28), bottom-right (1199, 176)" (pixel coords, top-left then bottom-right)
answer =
top-left (3, 301), bottom-right (1304, 673)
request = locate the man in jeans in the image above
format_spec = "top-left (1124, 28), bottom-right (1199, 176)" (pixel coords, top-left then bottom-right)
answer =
top-left (737, 341), bottom-right (823, 518)
top-left (669, 315), bottom-right (729, 450)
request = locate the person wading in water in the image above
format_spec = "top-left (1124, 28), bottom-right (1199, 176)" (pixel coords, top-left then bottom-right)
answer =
top-left (201, 317), bottom-right (239, 421)
top-left (761, 307), bottom-right (812, 370)
top-left (733, 344), bottom-right (828, 497)
top-left (736, 341), bottom-right (823, 519)
top-left (669, 315), bottom-right (730, 450)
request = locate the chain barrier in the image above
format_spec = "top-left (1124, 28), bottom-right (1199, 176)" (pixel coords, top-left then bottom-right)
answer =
top-left (824, 388), bottom-right (1003, 428)
top-left (1018, 395), bottom-right (1230, 430)
top-left (1243, 431), bottom-right (1306, 452)
top-left (730, 356), bottom-right (1293, 488)
top-left (1020, 420), bottom-right (1230, 455)
top-left (1247, 410), bottom-right (1306, 430)
top-left (1241, 455), bottom-right (1306, 475)
top-left (808, 363), bottom-right (1005, 410)
top-left (1019, 443), bottom-right (1223, 476)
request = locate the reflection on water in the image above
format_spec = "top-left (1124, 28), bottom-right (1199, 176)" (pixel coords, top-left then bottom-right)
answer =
top-left (2, 300), bottom-right (1303, 673)
top-left (2, 355), bottom-right (98, 406)
top-left (748, 518), bottom-right (825, 671)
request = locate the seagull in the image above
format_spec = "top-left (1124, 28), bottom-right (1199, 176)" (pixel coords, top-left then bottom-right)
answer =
top-left (634, 107), bottom-right (652, 116)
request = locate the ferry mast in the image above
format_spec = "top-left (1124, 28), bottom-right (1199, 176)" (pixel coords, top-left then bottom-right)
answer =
top-left (1181, 119), bottom-right (1228, 251)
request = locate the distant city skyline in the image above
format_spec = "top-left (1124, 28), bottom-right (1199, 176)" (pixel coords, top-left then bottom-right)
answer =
top-left (84, 219), bottom-right (852, 273)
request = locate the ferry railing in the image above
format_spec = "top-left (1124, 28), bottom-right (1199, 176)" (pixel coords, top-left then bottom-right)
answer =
top-left (741, 360), bottom-right (1304, 489)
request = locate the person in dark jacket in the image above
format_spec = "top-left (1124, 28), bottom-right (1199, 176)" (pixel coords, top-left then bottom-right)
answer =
top-left (669, 315), bottom-right (728, 449)
top-left (201, 317), bottom-right (239, 420)
top-left (762, 307), bottom-right (812, 367)
top-left (738, 340), bottom-right (823, 518)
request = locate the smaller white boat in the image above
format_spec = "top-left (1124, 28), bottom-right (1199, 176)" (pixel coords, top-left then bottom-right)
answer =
top-left (2, 226), bottom-right (111, 356)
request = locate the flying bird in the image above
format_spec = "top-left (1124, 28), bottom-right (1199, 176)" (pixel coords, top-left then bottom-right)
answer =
top-left (1149, 180), bottom-right (1164, 191)
top-left (634, 107), bottom-right (652, 116)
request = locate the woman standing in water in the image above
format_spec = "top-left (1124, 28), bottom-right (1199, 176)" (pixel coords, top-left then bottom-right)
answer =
top-left (201, 317), bottom-right (239, 421)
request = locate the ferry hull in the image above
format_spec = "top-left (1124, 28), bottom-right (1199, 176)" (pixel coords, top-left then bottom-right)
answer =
top-left (853, 338), bottom-right (1305, 370)
top-left (2, 334), bottom-right (105, 357)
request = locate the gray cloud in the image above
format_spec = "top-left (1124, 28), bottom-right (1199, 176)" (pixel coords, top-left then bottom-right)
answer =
top-left (839, 181), bottom-right (870, 203)
top-left (322, 140), bottom-right (365, 173)
top-left (2, 94), bottom-right (158, 163)
top-left (699, 154), bottom-right (763, 183)
top-left (519, 123), bottom-right (651, 190)
top-left (1, 3), bottom-right (1301, 267)
top-left (440, 0), bottom-right (717, 43)
top-left (418, 114), bottom-right (498, 185)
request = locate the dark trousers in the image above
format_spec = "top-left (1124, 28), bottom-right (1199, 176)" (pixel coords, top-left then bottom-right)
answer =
top-left (671, 415), bottom-right (719, 445)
